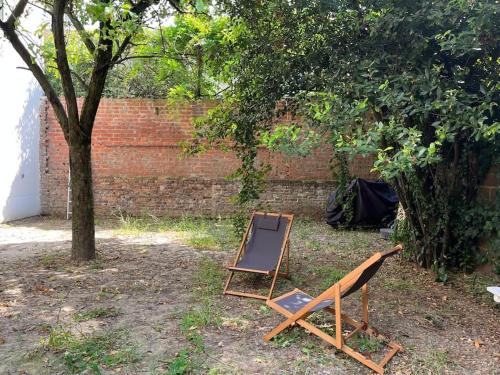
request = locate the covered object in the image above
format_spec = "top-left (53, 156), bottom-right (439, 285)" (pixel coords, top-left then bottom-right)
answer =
top-left (326, 178), bottom-right (398, 228)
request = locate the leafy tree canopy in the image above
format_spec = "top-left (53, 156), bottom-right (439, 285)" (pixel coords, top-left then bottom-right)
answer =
top-left (188, 0), bottom-right (499, 274)
top-left (41, 13), bottom-right (229, 98)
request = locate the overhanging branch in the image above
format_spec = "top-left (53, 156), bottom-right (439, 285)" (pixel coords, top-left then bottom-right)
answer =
top-left (66, 9), bottom-right (96, 55)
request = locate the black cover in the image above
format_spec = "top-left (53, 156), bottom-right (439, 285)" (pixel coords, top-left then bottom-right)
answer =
top-left (326, 178), bottom-right (398, 228)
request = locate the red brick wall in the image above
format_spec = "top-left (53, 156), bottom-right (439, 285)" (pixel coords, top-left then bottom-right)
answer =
top-left (38, 98), bottom-right (375, 217)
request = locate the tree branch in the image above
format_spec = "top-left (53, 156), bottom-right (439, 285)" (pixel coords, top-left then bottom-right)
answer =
top-left (52, 0), bottom-right (79, 126)
top-left (79, 9), bottom-right (114, 133)
top-left (66, 9), bottom-right (96, 55)
top-left (6, 0), bottom-right (29, 27)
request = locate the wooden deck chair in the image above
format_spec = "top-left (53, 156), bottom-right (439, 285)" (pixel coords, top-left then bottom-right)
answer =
top-left (223, 212), bottom-right (294, 300)
top-left (264, 245), bottom-right (403, 374)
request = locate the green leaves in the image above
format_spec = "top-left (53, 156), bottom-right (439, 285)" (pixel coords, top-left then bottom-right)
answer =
top-left (190, 0), bottom-right (499, 274)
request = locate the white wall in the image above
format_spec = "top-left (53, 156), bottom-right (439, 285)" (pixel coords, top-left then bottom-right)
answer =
top-left (0, 17), bottom-right (43, 222)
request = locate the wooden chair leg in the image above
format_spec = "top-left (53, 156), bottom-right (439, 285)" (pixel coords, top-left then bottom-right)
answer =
top-left (263, 318), bottom-right (294, 341)
top-left (284, 240), bottom-right (290, 276)
top-left (362, 283), bottom-right (369, 324)
top-left (268, 268), bottom-right (281, 300)
top-left (223, 271), bottom-right (235, 295)
top-left (334, 284), bottom-right (343, 348)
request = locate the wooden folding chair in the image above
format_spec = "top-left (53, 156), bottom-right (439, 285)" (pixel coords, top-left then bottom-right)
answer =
top-left (264, 245), bottom-right (403, 374)
top-left (223, 212), bottom-right (294, 300)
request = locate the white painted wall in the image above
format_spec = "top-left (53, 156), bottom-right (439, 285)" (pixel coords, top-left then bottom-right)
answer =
top-left (0, 12), bottom-right (43, 222)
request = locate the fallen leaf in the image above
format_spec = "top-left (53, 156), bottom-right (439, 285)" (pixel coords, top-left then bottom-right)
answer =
top-left (474, 339), bottom-right (484, 348)
top-left (0, 337), bottom-right (5, 345)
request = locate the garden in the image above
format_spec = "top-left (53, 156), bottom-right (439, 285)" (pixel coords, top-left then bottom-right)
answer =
top-left (0, 0), bottom-right (498, 374)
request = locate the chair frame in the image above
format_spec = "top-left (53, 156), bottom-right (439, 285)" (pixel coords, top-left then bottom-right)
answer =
top-left (264, 245), bottom-right (403, 374)
top-left (223, 211), bottom-right (294, 301)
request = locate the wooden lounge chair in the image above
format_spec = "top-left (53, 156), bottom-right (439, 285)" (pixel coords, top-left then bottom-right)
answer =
top-left (264, 245), bottom-right (403, 374)
top-left (223, 212), bottom-right (294, 300)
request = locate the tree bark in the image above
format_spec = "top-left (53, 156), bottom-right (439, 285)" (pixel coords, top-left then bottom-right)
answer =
top-left (69, 130), bottom-right (95, 261)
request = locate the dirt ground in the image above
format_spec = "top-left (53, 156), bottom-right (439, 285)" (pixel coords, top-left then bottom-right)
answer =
top-left (0, 216), bottom-right (499, 375)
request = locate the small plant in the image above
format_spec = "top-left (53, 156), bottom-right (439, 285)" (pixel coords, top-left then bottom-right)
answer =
top-left (348, 333), bottom-right (384, 354)
top-left (271, 330), bottom-right (304, 348)
top-left (165, 349), bottom-right (191, 375)
top-left (306, 240), bottom-right (322, 252)
top-left (180, 299), bottom-right (221, 335)
top-left (73, 307), bottom-right (121, 322)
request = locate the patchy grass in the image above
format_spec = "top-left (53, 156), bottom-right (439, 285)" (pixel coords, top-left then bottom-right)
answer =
top-left (2, 216), bottom-right (499, 375)
top-left (180, 306), bottom-right (221, 334)
top-left (453, 272), bottom-right (500, 308)
top-left (192, 258), bottom-right (225, 297)
top-left (116, 215), bottom-right (239, 251)
top-left (163, 257), bottom-right (226, 374)
top-left (382, 277), bottom-right (417, 291)
top-left (73, 306), bottom-right (121, 322)
top-left (414, 349), bottom-right (450, 374)
top-left (42, 326), bottom-right (139, 374)
top-left (271, 330), bottom-right (306, 348)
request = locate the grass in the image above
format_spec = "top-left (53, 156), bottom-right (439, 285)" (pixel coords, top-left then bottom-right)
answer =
top-left (163, 257), bottom-right (225, 374)
top-left (42, 326), bottom-right (139, 374)
top-left (458, 272), bottom-right (500, 307)
top-left (192, 258), bottom-right (225, 297)
top-left (116, 214), bottom-right (239, 251)
top-left (73, 306), bottom-right (121, 322)
top-left (382, 277), bottom-right (416, 291)
top-left (163, 349), bottom-right (191, 375)
top-left (414, 349), bottom-right (450, 374)
top-left (314, 265), bottom-right (348, 291)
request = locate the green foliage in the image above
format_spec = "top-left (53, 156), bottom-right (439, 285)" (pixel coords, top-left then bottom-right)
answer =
top-left (42, 13), bottom-right (229, 99)
top-left (165, 349), bottom-right (192, 374)
top-left (189, 0), bottom-right (499, 273)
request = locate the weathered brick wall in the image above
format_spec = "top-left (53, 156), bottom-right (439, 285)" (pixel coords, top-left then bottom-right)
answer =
top-left (40, 98), bottom-right (377, 218)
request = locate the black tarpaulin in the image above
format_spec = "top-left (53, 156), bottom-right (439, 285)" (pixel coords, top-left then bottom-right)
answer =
top-left (326, 178), bottom-right (398, 228)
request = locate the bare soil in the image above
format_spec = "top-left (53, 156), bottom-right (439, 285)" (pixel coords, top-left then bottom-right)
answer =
top-left (0, 216), bottom-right (499, 374)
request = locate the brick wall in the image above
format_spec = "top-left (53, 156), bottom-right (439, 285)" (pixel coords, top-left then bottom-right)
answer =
top-left (40, 98), bottom-right (377, 218)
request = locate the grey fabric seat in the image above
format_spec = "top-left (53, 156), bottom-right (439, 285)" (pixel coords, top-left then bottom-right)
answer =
top-left (233, 214), bottom-right (290, 272)
top-left (224, 212), bottom-right (294, 300)
top-left (275, 289), bottom-right (333, 314)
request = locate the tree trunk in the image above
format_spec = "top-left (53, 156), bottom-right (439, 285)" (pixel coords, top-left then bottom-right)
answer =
top-left (69, 135), bottom-right (95, 261)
